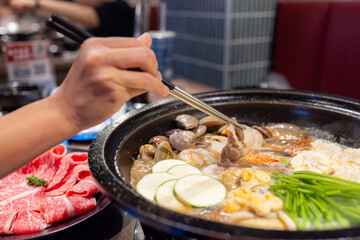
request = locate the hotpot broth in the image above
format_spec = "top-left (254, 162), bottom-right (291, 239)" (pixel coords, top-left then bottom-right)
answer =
top-left (120, 100), bottom-right (360, 231)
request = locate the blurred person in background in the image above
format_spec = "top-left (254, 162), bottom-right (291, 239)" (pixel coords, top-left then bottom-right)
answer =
top-left (9, 0), bottom-right (134, 37)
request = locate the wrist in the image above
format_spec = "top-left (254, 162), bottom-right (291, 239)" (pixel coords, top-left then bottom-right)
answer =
top-left (46, 93), bottom-right (82, 137)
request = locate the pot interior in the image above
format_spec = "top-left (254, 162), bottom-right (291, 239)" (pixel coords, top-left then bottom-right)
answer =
top-left (115, 90), bottom-right (360, 182)
top-left (90, 90), bottom-right (360, 239)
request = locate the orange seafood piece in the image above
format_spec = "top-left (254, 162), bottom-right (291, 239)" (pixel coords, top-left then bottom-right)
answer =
top-left (244, 151), bottom-right (280, 163)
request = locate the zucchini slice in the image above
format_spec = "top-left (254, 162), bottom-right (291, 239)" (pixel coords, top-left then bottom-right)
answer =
top-left (151, 159), bottom-right (189, 173)
top-left (155, 179), bottom-right (188, 212)
top-left (136, 172), bottom-right (176, 201)
top-left (167, 164), bottom-right (202, 178)
top-left (174, 174), bottom-right (226, 208)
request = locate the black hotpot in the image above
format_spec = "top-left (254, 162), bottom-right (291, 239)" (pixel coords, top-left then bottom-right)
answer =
top-left (88, 89), bottom-right (360, 239)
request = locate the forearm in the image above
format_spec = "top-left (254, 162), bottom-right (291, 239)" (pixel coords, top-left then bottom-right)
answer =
top-left (37, 0), bottom-right (99, 28)
top-left (0, 96), bottom-right (79, 178)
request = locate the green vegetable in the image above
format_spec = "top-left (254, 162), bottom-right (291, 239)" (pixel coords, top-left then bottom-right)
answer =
top-left (279, 158), bottom-right (290, 167)
top-left (26, 176), bottom-right (48, 187)
top-left (136, 172), bottom-right (176, 201)
top-left (174, 174), bottom-right (227, 208)
top-left (270, 171), bottom-right (360, 230)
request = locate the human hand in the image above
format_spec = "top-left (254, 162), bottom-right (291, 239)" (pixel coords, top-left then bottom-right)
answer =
top-left (49, 33), bottom-right (168, 132)
top-left (10, 0), bottom-right (36, 14)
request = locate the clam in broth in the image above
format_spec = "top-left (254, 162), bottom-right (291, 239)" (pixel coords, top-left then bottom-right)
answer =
top-left (130, 114), bottom-right (360, 231)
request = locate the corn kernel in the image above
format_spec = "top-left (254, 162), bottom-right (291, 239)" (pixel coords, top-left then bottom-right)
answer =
top-left (265, 193), bottom-right (272, 200)
top-left (241, 171), bottom-right (252, 182)
top-left (232, 187), bottom-right (248, 198)
top-left (223, 200), bottom-right (241, 213)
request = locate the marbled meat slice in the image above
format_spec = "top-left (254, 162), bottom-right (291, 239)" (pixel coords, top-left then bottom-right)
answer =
top-left (0, 211), bottom-right (18, 234)
top-left (0, 184), bottom-right (46, 212)
top-left (41, 196), bottom-right (96, 223)
top-left (0, 145), bottom-right (67, 190)
top-left (30, 144), bottom-right (67, 183)
top-left (66, 176), bottom-right (99, 197)
top-left (0, 170), bottom-right (24, 190)
top-left (10, 210), bottom-right (49, 234)
top-left (46, 163), bottom-right (91, 197)
top-left (0, 145), bottom-right (99, 235)
top-left (46, 152), bottom-right (88, 190)
top-left (0, 183), bottom-right (36, 202)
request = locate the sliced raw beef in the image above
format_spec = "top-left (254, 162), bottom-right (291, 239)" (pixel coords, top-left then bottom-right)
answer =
top-left (41, 196), bottom-right (96, 223)
top-left (0, 168), bottom-right (32, 190)
top-left (29, 144), bottom-right (67, 183)
top-left (10, 210), bottom-right (49, 234)
top-left (46, 163), bottom-right (91, 197)
top-left (0, 183), bottom-right (36, 202)
top-left (0, 185), bottom-right (46, 212)
top-left (0, 145), bottom-right (99, 235)
top-left (0, 171), bottom-right (23, 189)
top-left (0, 211), bottom-right (17, 234)
top-left (0, 145), bottom-right (66, 189)
top-left (66, 176), bottom-right (99, 197)
top-left (46, 152), bottom-right (88, 190)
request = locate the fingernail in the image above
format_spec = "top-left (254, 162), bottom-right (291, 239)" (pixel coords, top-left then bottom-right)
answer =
top-left (139, 32), bottom-right (147, 37)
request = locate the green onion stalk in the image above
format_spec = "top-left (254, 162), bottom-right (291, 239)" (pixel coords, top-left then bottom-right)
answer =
top-left (270, 171), bottom-right (360, 230)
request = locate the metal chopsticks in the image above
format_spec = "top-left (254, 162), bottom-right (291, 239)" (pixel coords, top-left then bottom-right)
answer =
top-left (161, 81), bottom-right (245, 129)
top-left (46, 14), bottom-right (245, 130)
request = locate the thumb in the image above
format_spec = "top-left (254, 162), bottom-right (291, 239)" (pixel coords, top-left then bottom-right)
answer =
top-left (137, 32), bottom-right (152, 48)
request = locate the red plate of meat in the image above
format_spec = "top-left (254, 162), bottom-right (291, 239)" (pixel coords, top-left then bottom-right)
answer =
top-left (0, 145), bottom-right (111, 239)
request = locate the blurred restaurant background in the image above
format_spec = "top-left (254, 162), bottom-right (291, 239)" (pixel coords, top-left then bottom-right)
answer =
top-left (0, 1), bottom-right (359, 238)
top-left (0, 0), bottom-right (359, 111)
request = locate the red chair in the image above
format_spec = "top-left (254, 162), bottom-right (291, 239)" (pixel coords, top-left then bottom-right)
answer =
top-left (272, 1), bottom-right (360, 99)
top-left (319, 2), bottom-right (360, 99)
